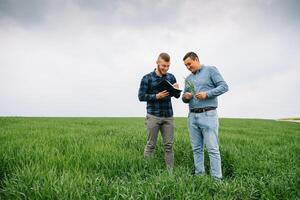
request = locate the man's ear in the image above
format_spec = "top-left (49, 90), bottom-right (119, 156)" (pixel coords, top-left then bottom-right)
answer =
top-left (156, 60), bottom-right (160, 67)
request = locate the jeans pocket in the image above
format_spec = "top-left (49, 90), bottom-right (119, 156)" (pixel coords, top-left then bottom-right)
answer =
top-left (145, 115), bottom-right (149, 126)
top-left (205, 110), bottom-right (217, 117)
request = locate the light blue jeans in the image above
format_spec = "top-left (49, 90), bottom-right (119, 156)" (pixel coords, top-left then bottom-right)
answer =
top-left (188, 109), bottom-right (222, 179)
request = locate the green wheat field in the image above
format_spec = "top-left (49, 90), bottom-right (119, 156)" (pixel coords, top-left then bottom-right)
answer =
top-left (0, 117), bottom-right (299, 199)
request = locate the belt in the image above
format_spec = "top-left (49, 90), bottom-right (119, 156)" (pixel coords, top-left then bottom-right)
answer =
top-left (190, 107), bottom-right (216, 113)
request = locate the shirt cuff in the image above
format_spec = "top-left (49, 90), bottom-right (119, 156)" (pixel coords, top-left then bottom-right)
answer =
top-left (206, 91), bottom-right (212, 98)
top-left (150, 94), bottom-right (156, 101)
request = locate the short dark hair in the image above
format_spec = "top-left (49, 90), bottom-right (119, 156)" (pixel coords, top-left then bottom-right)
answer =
top-left (183, 52), bottom-right (198, 61)
top-left (158, 52), bottom-right (170, 62)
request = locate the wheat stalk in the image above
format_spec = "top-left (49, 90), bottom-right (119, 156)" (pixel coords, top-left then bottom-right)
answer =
top-left (184, 77), bottom-right (196, 95)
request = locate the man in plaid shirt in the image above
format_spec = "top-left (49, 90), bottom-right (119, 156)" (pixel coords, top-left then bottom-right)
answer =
top-left (138, 53), bottom-right (181, 169)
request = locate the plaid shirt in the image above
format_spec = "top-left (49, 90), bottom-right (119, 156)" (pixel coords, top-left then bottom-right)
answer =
top-left (138, 69), bottom-right (180, 117)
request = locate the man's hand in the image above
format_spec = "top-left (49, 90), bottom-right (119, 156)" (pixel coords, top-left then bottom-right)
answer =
top-left (156, 90), bottom-right (169, 99)
top-left (183, 92), bottom-right (193, 100)
top-left (172, 83), bottom-right (179, 89)
top-left (195, 92), bottom-right (207, 100)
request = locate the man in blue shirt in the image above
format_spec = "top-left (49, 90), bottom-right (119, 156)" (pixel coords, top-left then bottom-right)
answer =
top-left (138, 53), bottom-right (180, 169)
top-left (182, 52), bottom-right (228, 180)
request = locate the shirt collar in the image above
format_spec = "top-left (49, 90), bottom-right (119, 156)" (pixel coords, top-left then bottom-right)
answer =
top-left (152, 68), bottom-right (166, 78)
top-left (193, 64), bottom-right (204, 75)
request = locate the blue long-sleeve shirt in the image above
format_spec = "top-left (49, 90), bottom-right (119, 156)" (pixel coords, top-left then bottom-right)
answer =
top-left (182, 65), bottom-right (228, 110)
top-left (138, 70), bottom-right (180, 117)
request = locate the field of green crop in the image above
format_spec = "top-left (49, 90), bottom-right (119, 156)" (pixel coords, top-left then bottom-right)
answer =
top-left (0, 117), bottom-right (299, 199)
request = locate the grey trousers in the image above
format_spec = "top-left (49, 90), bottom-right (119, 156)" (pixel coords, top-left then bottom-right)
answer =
top-left (144, 114), bottom-right (174, 168)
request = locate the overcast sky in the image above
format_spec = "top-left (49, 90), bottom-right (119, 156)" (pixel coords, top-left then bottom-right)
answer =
top-left (0, 0), bottom-right (299, 119)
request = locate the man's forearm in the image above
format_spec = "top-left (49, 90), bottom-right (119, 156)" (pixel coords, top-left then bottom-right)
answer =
top-left (206, 82), bottom-right (229, 98)
top-left (207, 66), bottom-right (229, 98)
top-left (138, 92), bottom-right (156, 102)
